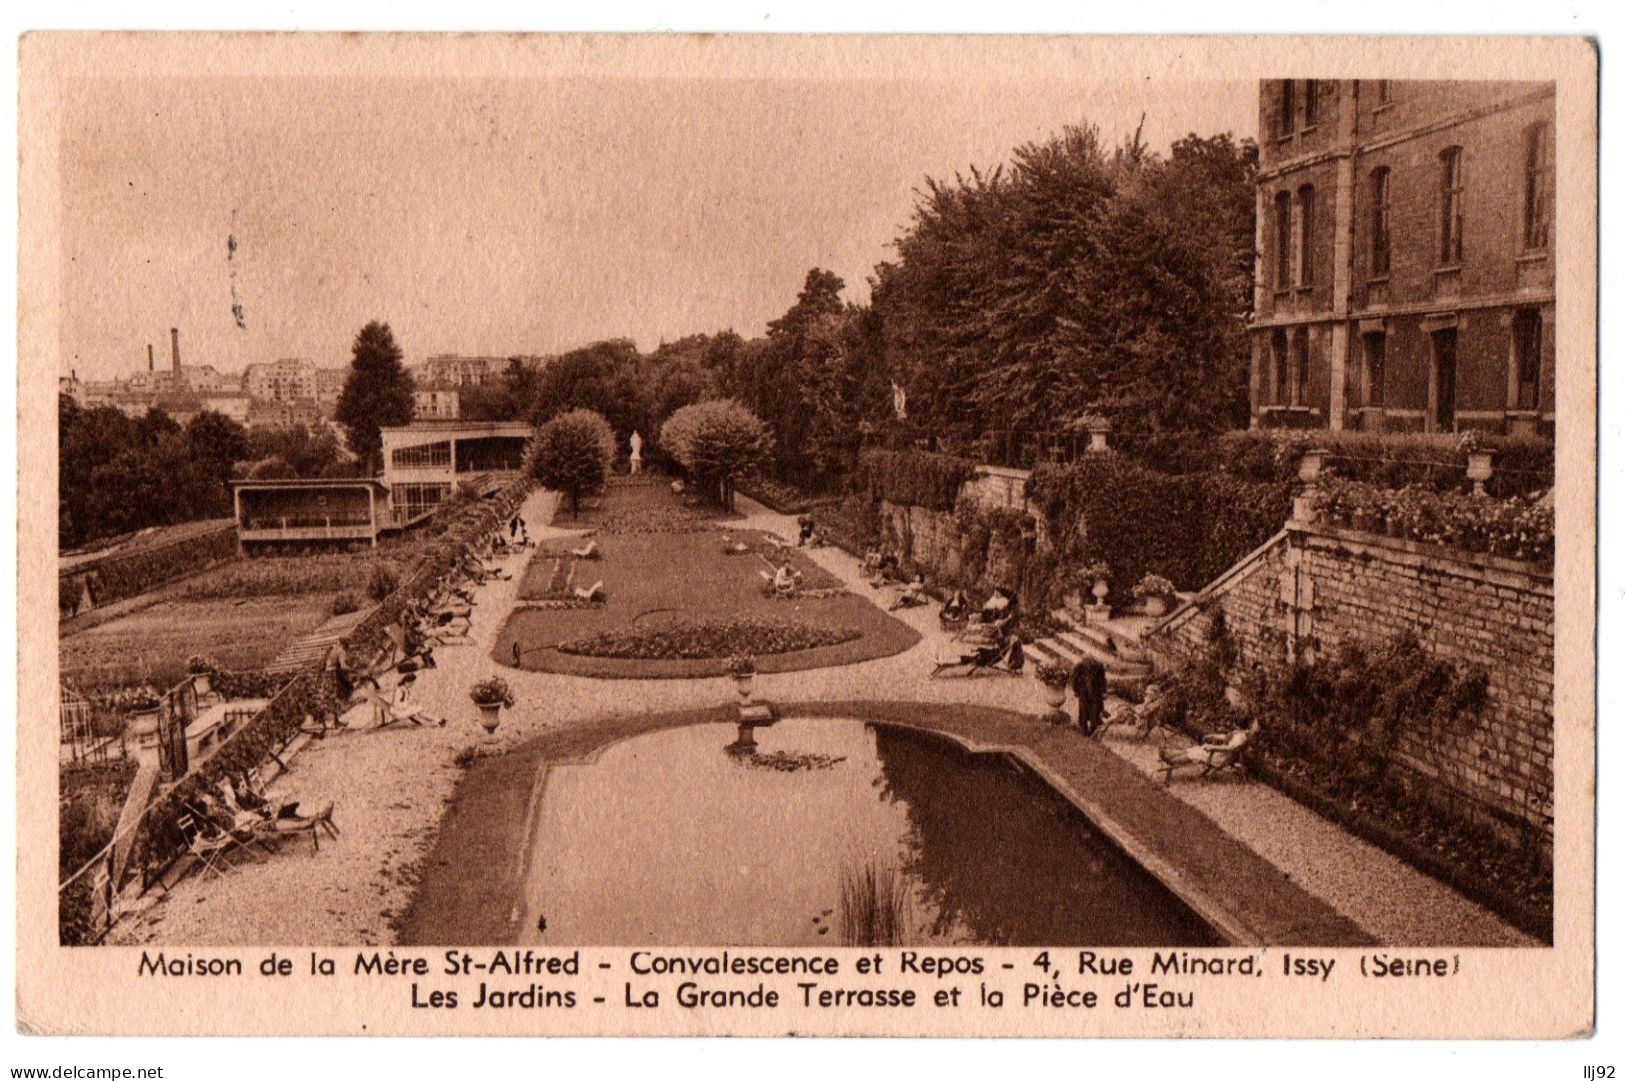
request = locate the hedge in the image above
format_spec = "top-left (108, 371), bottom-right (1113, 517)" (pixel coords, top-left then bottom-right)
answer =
top-left (1029, 455), bottom-right (1293, 602)
top-left (60, 523), bottom-right (238, 614)
top-left (854, 449), bottom-right (976, 511)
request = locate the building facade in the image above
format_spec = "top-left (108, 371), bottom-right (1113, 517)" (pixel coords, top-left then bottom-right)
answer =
top-left (421, 354), bottom-right (504, 387)
top-left (412, 387), bottom-right (461, 420)
top-left (1251, 79), bottom-right (1556, 436)
top-left (245, 358), bottom-right (319, 402)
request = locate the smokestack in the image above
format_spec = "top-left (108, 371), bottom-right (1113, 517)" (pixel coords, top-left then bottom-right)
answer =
top-left (170, 327), bottom-right (180, 374)
top-left (147, 344), bottom-right (154, 372)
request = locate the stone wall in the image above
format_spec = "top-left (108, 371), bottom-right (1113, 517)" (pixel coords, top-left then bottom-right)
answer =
top-left (1150, 519), bottom-right (1554, 853)
top-left (876, 466), bottom-right (1034, 593)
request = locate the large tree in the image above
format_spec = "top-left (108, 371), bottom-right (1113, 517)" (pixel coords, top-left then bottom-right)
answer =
top-left (334, 321), bottom-right (415, 471)
top-left (659, 399), bottom-right (773, 509)
top-left (528, 408), bottom-right (616, 518)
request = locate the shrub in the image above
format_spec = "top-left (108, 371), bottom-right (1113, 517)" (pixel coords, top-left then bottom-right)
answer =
top-left (65, 524), bottom-right (237, 607)
top-left (366, 563), bottom-right (401, 602)
top-left (1035, 660), bottom-right (1071, 687)
top-left (1312, 478), bottom-right (1553, 564)
top-left (1132, 573), bottom-right (1176, 601)
top-left (184, 654), bottom-right (217, 675)
top-left (329, 591), bottom-right (361, 616)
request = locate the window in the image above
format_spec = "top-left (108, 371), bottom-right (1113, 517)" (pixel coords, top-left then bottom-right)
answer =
top-left (1514, 310), bottom-right (1542, 411)
top-left (1362, 333), bottom-right (1386, 408)
top-left (1523, 122), bottom-right (1553, 251)
top-left (1279, 80), bottom-right (1296, 137)
top-left (1292, 329), bottom-right (1311, 407)
top-left (1274, 191), bottom-right (1293, 290)
top-left (391, 440), bottom-right (452, 470)
top-left (1369, 167), bottom-right (1391, 276)
top-left (1439, 146), bottom-right (1464, 265)
top-left (1303, 80), bottom-right (1319, 127)
top-left (1375, 80), bottom-right (1392, 106)
top-left (1271, 330), bottom-right (1289, 404)
top-left (1295, 185), bottom-right (1316, 287)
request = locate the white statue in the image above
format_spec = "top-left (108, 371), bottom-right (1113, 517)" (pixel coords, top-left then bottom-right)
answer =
top-left (629, 430), bottom-right (643, 474)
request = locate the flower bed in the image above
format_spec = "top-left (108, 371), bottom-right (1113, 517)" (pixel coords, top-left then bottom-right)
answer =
top-left (558, 618), bottom-right (860, 660)
top-left (1312, 478), bottom-right (1553, 564)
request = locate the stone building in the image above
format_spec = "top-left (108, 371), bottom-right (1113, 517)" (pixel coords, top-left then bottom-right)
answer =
top-left (245, 358), bottom-right (319, 402)
top-left (1251, 80), bottom-right (1556, 436)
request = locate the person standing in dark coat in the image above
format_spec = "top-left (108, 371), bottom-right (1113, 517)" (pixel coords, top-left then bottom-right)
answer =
top-left (1071, 657), bottom-right (1107, 736)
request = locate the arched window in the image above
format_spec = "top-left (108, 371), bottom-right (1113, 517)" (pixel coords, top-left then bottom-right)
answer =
top-left (1439, 146), bottom-right (1464, 265)
top-left (1296, 184), bottom-right (1316, 287)
top-left (1274, 191), bottom-right (1293, 290)
top-left (1523, 122), bottom-right (1553, 251)
top-left (1368, 167), bottom-right (1391, 276)
top-left (1271, 330), bottom-right (1289, 404)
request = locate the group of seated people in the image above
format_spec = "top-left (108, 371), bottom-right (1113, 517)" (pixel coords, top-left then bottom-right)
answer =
top-left (179, 769), bottom-right (335, 851)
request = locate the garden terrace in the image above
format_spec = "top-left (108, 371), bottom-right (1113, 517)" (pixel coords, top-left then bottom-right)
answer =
top-left (495, 482), bottom-right (918, 677)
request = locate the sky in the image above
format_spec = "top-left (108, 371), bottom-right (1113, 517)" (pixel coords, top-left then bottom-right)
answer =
top-left (58, 73), bottom-right (1255, 380)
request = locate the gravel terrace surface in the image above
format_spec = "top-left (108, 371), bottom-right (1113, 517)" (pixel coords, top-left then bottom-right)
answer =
top-left (109, 487), bottom-right (1536, 948)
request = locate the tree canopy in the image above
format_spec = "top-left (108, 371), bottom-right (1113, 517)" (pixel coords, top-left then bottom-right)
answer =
top-left (334, 320), bottom-right (415, 471)
top-left (659, 399), bottom-right (773, 509)
top-left (527, 408), bottom-right (617, 517)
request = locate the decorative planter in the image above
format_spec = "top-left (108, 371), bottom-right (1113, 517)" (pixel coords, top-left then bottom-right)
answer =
top-left (1087, 427), bottom-right (1111, 453)
top-left (1091, 579), bottom-right (1110, 604)
top-left (1298, 449), bottom-right (1327, 483)
top-left (1466, 450), bottom-right (1495, 496)
top-left (128, 707), bottom-right (161, 746)
top-left (477, 703), bottom-right (502, 734)
top-left (191, 673), bottom-right (211, 698)
top-left (1041, 682), bottom-right (1067, 710)
top-left (735, 674), bottom-right (754, 703)
top-left (1143, 596), bottom-right (1169, 618)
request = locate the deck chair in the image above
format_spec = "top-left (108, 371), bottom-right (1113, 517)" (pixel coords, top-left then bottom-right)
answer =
top-left (383, 623), bottom-right (438, 674)
top-left (573, 579), bottom-right (606, 604)
top-left (360, 677), bottom-right (444, 729)
top-left (1156, 723), bottom-right (1255, 783)
top-left (258, 800), bottom-right (340, 853)
top-left (177, 811), bottom-right (246, 880)
top-left (930, 632), bottom-right (1025, 679)
top-left (569, 539), bottom-right (600, 560)
top-left (888, 581), bottom-right (928, 611)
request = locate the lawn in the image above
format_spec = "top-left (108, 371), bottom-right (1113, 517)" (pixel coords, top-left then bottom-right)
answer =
top-left (495, 480), bottom-right (920, 677)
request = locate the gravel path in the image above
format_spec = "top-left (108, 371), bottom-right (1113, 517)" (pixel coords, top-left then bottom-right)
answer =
top-left (110, 487), bottom-right (1534, 947)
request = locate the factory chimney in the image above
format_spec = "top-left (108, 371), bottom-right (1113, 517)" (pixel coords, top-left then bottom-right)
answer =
top-left (170, 327), bottom-right (181, 376)
top-left (147, 344), bottom-right (154, 372)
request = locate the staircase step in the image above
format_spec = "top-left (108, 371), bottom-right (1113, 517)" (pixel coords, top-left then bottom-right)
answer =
top-left (1054, 630), bottom-right (1152, 675)
top-left (1029, 638), bottom-right (1081, 666)
top-left (1051, 608), bottom-right (1150, 663)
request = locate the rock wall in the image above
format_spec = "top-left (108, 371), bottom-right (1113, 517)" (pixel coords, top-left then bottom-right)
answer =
top-left (1150, 520), bottom-right (1554, 853)
top-left (876, 467), bottom-right (1034, 593)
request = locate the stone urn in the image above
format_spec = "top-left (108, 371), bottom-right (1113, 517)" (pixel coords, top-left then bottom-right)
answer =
top-left (1041, 682), bottom-right (1067, 710)
top-left (191, 672), bottom-right (211, 699)
top-left (735, 673), bottom-right (754, 704)
top-left (1092, 579), bottom-right (1110, 605)
top-left (477, 703), bottom-right (502, 734)
top-left (1466, 450), bottom-right (1495, 496)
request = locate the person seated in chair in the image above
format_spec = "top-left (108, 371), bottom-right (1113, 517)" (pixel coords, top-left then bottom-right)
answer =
top-left (771, 561), bottom-right (802, 597)
top-left (890, 573), bottom-right (928, 610)
top-left (939, 588), bottom-right (971, 624)
top-left (797, 515), bottom-right (817, 546)
top-left (876, 551), bottom-right (901, 583)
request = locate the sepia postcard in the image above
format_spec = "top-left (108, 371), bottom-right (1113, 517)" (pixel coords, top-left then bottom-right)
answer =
top-left (15, 31), bottom-right (1597, 1039)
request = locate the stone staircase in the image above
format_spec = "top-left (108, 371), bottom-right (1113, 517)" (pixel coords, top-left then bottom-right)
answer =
top-left (1027, 607), bottom-right (1154, 697)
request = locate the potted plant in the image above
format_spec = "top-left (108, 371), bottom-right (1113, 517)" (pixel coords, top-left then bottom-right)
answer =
top-left (469, 676), bottom-right (514, 734)
top-left (185, 655), bottom-right (217, 698)
top-left (1082, 561), bottom-right (1111, 604)
top-left (1132, 573), bottom-right (1177, 618)
top-left (1035, 660), bottom-right (1071, 712)
top-left (727, 655), bottom-right (757, 702)
top-left (123, 687), bottom-right (163, 749)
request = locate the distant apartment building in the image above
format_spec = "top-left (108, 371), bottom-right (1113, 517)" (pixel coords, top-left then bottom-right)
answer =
top-left (246, 398), bottom-right (323, 429)
top-left (412, 387), bottom-right (461, 420)
top-left (1251, 79), bottom-right (1556, 436)
top-left (180, 365), bottom-right (237, 394)
top-left (315, 367), bottom-right (348, 404)
top-left (422, 354), bottom-right (504, 387)
top-left (245, 358), bottom-right (319, 402)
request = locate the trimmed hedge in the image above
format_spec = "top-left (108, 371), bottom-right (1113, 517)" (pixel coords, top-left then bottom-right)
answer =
top-left (60, 523), bottom-right (238, 613)
top-left (1029, 455), bottom-right (1293, 602)
top-left (854, 449), bottom-right (976, 511)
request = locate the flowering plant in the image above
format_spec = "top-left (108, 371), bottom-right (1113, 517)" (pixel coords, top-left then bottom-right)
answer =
top-left (1312, 478), bottom-right (1552, 563)
top-left (1035, 660), bottom-right (1072, 688)
top-left (726, 654), bottom-right (757, 678)
top-left (185, 654), bottom-right (218, 675)
top-left (1081, 560), bottom-right (1112, 583)
top-left (123, 687), bottom-right (161, 712)
top-left (469, 676), bottom-right (515, 708)
top-left (1132, 573), bottom-right (1176, 601)
top-left (1457, 429), bottom-right (1484, 455)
